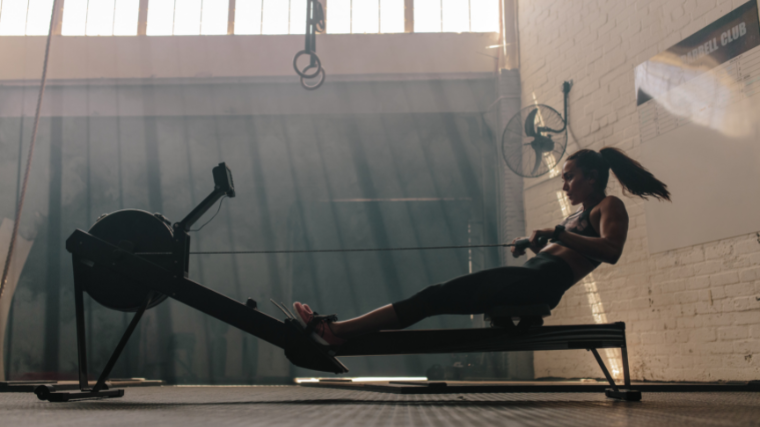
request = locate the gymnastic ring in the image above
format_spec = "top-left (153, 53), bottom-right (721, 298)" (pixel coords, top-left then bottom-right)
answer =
top-left (293, 50), bottom-right (322, 79)
top-left (301, 66), bottom-right (326, 90)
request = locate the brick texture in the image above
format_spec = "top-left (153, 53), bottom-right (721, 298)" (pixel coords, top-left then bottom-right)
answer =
top-left (518, 0), bottom-right (760, 381)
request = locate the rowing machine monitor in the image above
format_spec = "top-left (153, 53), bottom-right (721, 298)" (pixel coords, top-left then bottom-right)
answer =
top-left (177, 162), bottom-right (235, 232)
top-left (212, 162), bottom-right (235, 198)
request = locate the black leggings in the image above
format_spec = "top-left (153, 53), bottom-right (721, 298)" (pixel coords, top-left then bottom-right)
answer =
top-left (392, 253), bottom-right (576, 329)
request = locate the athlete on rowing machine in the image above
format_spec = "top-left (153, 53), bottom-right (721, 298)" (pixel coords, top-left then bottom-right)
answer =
top-left (294, 148), bottom-right (670, 345)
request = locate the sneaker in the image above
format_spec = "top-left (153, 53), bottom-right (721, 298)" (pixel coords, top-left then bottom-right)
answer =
top-left (293, 302), bottom-right (346, 346)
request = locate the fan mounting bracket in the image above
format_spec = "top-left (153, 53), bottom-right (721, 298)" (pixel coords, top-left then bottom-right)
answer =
top-left (536, 80), bottom-right (572, 134)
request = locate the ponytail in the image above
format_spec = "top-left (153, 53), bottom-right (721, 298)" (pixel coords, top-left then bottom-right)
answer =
top-left (567, 147), bottom-right (671, 201)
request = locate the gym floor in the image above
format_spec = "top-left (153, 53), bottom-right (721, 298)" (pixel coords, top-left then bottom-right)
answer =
top-left (2, 386), bottom-right (759, 426)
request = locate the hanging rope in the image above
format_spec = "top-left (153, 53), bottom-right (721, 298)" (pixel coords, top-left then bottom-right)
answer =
top-left (0, 1), bottom-right (60, 301)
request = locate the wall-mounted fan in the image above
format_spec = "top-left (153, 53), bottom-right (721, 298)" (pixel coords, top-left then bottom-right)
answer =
top-left (502, 81), bottom-right (572, 178)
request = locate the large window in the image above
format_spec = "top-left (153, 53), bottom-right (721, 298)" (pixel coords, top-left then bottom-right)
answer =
top-left (61, 0), bottom-right (140, 36)
top-left (326, 0), bottom-right (404, 34)
top-left (0, 0), bottom-right (501, 36)
top-left (0, 0), bottom-right (54, 35)
top-left (146, 0), bottom-right (228, 35)
top-left (234, 0), bottom-right (305, 35)
top-left (415, 0), bottom-right (499, 33)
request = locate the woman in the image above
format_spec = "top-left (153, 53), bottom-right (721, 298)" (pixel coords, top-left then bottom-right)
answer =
top-left (294, 147), bottom-right (670, 346)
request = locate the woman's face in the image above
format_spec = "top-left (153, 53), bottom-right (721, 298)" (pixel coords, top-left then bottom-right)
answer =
top-left (561, 160), bottom-right (597, 206)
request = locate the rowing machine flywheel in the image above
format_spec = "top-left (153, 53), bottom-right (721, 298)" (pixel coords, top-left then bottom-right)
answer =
top-left (79, 209), bottom-right (175, 312)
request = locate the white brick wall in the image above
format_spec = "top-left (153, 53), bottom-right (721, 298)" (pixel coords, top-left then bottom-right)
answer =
top-left (518, 0), bottom-right (760, 381)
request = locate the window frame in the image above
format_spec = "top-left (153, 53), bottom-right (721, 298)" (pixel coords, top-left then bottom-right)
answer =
top-left (1, 0), bottom-right (501, 37)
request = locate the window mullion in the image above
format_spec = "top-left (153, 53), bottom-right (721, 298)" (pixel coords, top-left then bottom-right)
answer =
top-left (171, 0), bottom-right (176, 34)
top-left (227, 0), bottom-right (235, 34)
top-left (112, 0), bottom-right (118, 35)
top-left (84, 0), bottom-right (90, 34)
top-left (138, 0), bottom-right (149, 35)
top-left (24, 0), bottom-right (30, 34)
top-left (322, 0), bottom-right (327, 33)
top-left (52, 0), bottom-right (66, 35)
top-left (404, 0), bottom-right (412, 33)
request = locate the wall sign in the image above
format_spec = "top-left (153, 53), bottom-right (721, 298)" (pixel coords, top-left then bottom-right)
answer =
top-left (635, 0), bottom-right (760, 253)
top-left (635, 0), bottom-right (760, 105)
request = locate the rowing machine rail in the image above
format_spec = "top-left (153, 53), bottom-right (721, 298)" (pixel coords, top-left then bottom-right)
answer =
top-left (44, 162), bottom-right (640, 402)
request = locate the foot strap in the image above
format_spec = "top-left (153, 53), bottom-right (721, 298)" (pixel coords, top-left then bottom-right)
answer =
top-left (304, 312), bottom-right (338, 335)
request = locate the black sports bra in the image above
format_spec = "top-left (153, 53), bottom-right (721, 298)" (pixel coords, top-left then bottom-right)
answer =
top-left (555, 204), bottom-right (602, 267)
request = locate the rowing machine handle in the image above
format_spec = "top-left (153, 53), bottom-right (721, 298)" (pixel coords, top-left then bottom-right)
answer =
top-left (513, 236), bottom-right (549, 251)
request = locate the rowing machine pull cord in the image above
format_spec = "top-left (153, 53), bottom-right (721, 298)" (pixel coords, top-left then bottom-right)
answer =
top-left (293, 0), bottom-right (326, 90)
top-left (180, 196), bottom-right (548, 255)
top-left (137, 237), bottom-right (549, 256)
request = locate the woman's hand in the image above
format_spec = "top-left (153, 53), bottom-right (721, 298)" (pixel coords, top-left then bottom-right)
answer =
top-left (528, 228), bottom-right (554, 254)
top-left (511, 228), bottom-right (554, 258)
top-left (510, 237), bottom-right (527, 258)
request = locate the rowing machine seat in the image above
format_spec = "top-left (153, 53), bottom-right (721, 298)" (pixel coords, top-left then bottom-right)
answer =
top-left (484, 304), bottom-right (551, 331)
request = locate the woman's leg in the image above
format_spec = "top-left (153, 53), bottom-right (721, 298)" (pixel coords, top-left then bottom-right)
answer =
top-left (329, 304), bottom-right (400, 338)
top-left (330, 266), bottom-right (541, 338)
top-left (391, 266), bottom-right (539, 329)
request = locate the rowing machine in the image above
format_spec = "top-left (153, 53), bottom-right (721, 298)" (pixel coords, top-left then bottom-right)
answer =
top-left (36, 162), bottom-right (640, 402)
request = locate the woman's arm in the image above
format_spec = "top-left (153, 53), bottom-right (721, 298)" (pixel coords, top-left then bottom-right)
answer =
top-left (528, 196), bottom-right (629, 264)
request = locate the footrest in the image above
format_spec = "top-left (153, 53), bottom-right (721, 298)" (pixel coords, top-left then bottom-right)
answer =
top-left (283, 319), bottom-right (349, 374)
top-left (484, 304), bottom-right (551, 330)
top-left (605, 388), bottom-right (642, 401)
top-left (34, 385), bottom-right (125, 402)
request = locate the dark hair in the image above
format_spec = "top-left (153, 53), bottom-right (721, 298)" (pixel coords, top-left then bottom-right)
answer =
top-left (567, 147), bottom-right (671, 201)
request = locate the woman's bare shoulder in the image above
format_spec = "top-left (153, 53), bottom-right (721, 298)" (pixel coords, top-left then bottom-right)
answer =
top-left (601, 195), bottom-right (625, 206)
top-left (598, 196), bottom-right (628, 216)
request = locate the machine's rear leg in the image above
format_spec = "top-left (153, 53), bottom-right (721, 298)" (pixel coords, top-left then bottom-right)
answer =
top-left (91, 298), bottom-right (148, 393)
top-left (621, 344), bottom-right (632, 388)
top-left (73, 264), bottom-right (90, 391)
top-left (35, 260), bottom-right (146, 402)
top-left (589, 348), bottom-right (641, 401)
